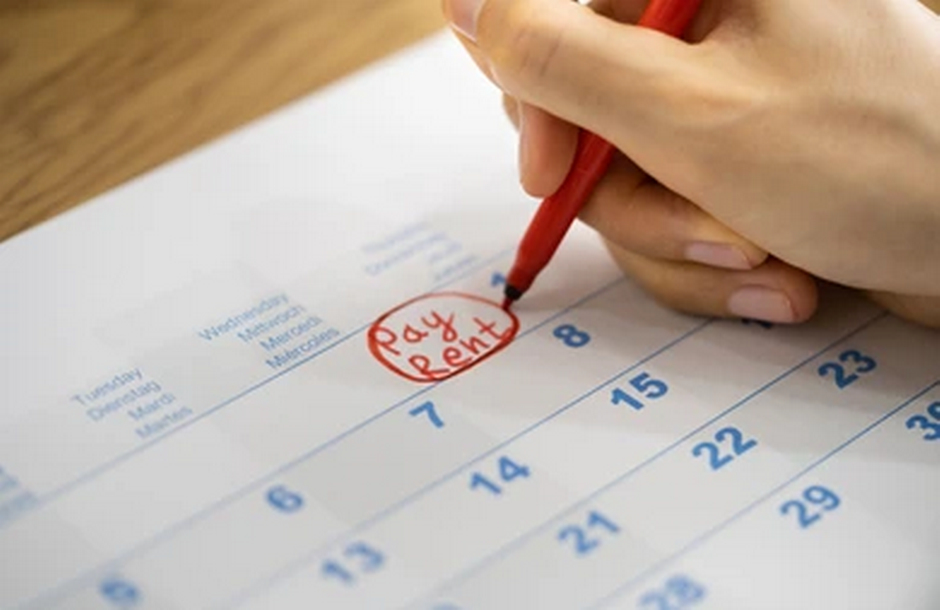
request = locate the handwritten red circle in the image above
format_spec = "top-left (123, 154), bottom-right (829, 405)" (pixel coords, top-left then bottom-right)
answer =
top-left (367, 292), bottom-right (520, 383)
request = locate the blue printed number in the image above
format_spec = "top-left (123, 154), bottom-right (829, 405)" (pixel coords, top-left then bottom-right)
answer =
top-left (553, 324), bottom-right (591, 348)
top-left (692, 426), bottom-right (757, 471)
top-left (322, 541), bottom-right (385, 585)
top-left (639, 575), bottom-right (706, 609)
top-left (100, 578), bottom-right (141, 607)
top-left (780, 485), bottom-right (840, 528)
top-left (491, 272), bottom-right (507, 287)
top-left (905, 401), bottom-right (940, 441)
top-left (817, 349), bottom-right (877, 389)
top-left (611, 372), bottom-right (669, 411)
top-left (266, 485), bottom-right (304, 513)
top-left (558, 510), bottom-right (619, 556)
top-left (410, 400), bottom-right (444, 428)
top-left (470, 456), bottom-right (530, 496)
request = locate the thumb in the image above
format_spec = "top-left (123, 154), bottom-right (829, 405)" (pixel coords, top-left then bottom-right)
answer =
top-left (443, 0), bottom-right (706, 150)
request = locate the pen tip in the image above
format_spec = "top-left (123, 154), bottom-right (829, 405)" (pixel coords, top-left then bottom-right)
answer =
top-left (502, 284), bottom-right (523, 311)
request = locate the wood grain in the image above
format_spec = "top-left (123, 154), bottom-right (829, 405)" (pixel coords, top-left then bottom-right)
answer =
top-left (0, 0), bottom-right (445, 241)
top-left (1, 0), bottom-right (938, 242)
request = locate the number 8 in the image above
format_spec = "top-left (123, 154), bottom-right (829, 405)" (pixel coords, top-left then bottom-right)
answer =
top-left (553, 324), bottom-right (591, 348)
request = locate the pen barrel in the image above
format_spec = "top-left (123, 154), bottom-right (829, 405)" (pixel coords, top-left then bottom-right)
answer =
top-left (505, 0), bottom-right (702, 299)
top-left (638, 0), bottom-right (703, 36)
top-left (508, 133), bottom-right (615, 292)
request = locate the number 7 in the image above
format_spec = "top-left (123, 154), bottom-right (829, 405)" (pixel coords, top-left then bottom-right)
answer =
top-left (409, 401), bottom-right (444, 428)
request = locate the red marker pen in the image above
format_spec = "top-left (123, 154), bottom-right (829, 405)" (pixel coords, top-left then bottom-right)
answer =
top-left (503, 0), bottom-right (702, 309)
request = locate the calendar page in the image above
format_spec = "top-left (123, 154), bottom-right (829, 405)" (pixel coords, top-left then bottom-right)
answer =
top-left (2, 34), bottom-right (939, 610)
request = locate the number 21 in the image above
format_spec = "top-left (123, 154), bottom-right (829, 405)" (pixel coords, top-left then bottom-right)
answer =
top-left (557, 510), bottom-right (619, 556)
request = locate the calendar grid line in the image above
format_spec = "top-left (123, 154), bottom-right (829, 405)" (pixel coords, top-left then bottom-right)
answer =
top-left (11, 247), bottom-right (518, 537)
top-left (14, 263), bottom-right (623, 610)
top-left (403, 310), bottom-right (888, 608)
top-left (215, 277), bottom-right (693, 609)
top-left (587, 378), bottom-right (940, 609)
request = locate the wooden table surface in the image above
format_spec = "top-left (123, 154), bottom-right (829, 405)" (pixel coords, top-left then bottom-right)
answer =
top-left (0, 0), bottom-right (445, 242)
top-left (1, 0), bottom-right (938, 243)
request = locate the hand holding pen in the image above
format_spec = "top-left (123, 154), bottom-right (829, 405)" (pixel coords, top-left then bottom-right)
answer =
top-left (443, 0), bottom-right (940, 328)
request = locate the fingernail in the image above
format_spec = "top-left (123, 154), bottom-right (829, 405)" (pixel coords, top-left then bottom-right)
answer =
top-left (728, 287), bottom-right (796, 323)
top-left (685, 242), bottom-right (752, 270)
top-left (444, 0), bottom-right (483, 40)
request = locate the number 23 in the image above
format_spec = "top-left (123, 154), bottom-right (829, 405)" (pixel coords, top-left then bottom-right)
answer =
top-left (817, 349), bottom-right (876, 389)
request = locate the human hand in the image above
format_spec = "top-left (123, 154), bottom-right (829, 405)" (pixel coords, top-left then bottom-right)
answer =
top-left (443, 0), bottom-right (940, 326)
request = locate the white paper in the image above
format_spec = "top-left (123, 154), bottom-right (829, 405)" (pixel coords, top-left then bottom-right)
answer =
top-left (1, 33), bottom-right (939, 610)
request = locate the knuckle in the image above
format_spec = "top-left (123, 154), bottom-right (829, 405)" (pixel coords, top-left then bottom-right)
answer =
top-left (605, 239), bottom-right (694, 312)
top-left (674, 57), bottom-right (768, 159)
top-left (501, 94), bottom-right (520, 129)
top-left (581, 176), bottom-right (644, 245)
top-left (484, 4), bottom-right (566, 92)
top-left (514, 20), bottom-right (564, 86)
top-left (645, 276), bottom-right (693, 313)
top-left (593, 183), bottom-right (690, 258)
top-left (578, 196), bottom-right (613, 237)
top-left (635, 51), bottom-right (766, 191)
top-left (680, 45), bottom-right (763, 120)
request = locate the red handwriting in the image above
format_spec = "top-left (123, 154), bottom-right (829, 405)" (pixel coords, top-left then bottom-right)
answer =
top-left (367, 292), bottom-right (520, 383)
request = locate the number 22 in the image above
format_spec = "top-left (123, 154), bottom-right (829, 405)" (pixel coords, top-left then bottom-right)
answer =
top-left (692, 427), bottom-right (757, 470)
